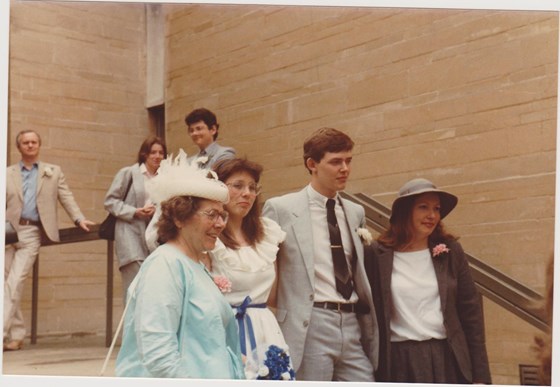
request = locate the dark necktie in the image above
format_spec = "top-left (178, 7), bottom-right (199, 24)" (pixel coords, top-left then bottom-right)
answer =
top-left (326, 198), bottom-right (353, 300)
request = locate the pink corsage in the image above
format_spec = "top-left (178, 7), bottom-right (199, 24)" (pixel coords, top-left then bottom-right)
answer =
top-left (432, 243), bottom-right (450, 257)
top-left (213, 275), bottom-right (232, 293)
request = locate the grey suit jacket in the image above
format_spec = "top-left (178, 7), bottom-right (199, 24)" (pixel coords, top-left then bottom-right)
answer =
top-left (104, 163), bottom-right (150, 268)
top-left (187, 141), bottom-right (236, 170)
top-left (5, 161), bottom-right (85, 242)
top-left (262, 187), bottom-right (379, 372)
top-left (364, 239), bottom-right (491, 383)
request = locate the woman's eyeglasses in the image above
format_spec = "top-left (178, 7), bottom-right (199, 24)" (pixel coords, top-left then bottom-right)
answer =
top-left (198, 209), bottom-right (229, 224)
top-left (226, 181), bottom-right (262, 195)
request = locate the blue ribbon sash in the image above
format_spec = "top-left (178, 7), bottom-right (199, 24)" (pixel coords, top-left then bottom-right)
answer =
top-left (234, 295), bottom-right (267, 356)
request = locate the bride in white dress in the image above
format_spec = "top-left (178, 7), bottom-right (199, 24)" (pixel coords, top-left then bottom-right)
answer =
top-left (210, 158), bottom-right (294, 380)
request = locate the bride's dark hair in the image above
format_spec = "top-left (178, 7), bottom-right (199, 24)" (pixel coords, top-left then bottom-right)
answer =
top-left (213, 158), bottom-right (264, 249)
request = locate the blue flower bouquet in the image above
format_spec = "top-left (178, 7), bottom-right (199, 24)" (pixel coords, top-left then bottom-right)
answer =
top-left (256, 345), bottom-right (296, 380)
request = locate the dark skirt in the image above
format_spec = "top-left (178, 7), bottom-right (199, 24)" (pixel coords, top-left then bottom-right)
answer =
top-left (390, 339), bottom-right (468, 384)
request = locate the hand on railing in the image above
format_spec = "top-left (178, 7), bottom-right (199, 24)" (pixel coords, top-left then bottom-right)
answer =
top-left (77, 219), bottom-right (96, 232)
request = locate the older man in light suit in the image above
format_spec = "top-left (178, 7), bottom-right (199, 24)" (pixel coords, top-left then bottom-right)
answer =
top-left (263, 128), bottom-right (379, 381)
top-left (4, 130), bottom-right (94, 351)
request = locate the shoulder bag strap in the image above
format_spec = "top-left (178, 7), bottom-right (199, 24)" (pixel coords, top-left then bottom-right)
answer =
top-left (123, 171), bottom-right (134, 201)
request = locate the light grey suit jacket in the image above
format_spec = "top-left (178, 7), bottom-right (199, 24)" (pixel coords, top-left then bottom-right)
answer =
top-left (187, 141), bottom-right (236, 170)
top-left (5, 161), bottom-right (85, 242)
top-left (262, 187), bottom-right (379, 372)
top-left (104, 164), bottom-right (150, 268)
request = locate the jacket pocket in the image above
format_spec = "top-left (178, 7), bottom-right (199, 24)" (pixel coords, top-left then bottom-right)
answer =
top-left (276, 308), bottom-right (288, 323)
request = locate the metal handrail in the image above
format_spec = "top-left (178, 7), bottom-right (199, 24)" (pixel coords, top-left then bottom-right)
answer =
top-left (340, 191), bottom-right (549, 332)
top-left (32, 224), bottom-right (115, 347)
top-left (28, 194), bottom-right (551, 347)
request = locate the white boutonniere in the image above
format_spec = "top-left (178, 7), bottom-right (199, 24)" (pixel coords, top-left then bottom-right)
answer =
top-left (432, 243), bottom-right (450, 257)
top-left (43, 166), bottom-right (53, 177)
top-left (195, 155), bottom-right (209, 165)
top-left (357, 227), bottom-right (373, 245)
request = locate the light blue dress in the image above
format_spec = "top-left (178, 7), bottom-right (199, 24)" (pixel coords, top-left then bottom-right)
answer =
top-left (115, 243), bottom-right (245, 379)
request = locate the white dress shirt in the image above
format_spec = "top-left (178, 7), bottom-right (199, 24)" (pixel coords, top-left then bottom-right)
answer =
top-left (307, 185), bottom-right (358, 303)
top-left (139, 163), bottom-right (157, 206)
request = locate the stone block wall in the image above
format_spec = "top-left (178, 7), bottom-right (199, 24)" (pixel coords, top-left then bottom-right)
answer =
top-left (163, 5), bottom-right (557, 384)
top-left (7, 0), bottom-right (148, 336)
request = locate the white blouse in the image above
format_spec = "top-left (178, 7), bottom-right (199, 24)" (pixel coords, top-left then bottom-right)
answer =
top-left (390, 249), bottom-right (446, 342)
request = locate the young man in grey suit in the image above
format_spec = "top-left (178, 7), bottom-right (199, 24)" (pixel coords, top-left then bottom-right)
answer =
top-left (262, 127), bottom-right (379, 381)
top-left (185, 108), bottom-right (235, 169)
top-left (4, 130), bottom-right (95, 351)
top-left (144, 109), bottom-right (236, 253)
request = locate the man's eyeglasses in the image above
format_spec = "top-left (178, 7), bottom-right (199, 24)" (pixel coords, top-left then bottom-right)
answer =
top-left (226, 181), bottom-right (262, 195)
top-left (198, 209), bottom-right (229, 224)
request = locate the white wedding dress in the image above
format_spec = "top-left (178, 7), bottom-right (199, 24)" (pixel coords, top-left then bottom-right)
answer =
top-left (211, 217), bottom-right (292, 379)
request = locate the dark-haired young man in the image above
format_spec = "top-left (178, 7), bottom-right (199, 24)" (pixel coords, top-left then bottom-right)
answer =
top-left (185, 108), bottom-right (235, 169)
top-left (263, 127), bottom-right (379, 381)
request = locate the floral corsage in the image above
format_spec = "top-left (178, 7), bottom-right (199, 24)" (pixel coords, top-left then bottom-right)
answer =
top-left (213, 274), bottom-right (232, 293)
top-left (43, 166), bottom-right (53, 177)
top-left (357, 227), bottom-right (373, 245)
top-left (432, 243), bottom-right (450, 257)
top-left (257, 345), bottom-right (295, 381)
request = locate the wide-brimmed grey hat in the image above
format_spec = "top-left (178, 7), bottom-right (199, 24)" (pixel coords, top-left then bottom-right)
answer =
top-left (390, 178), bottom-right (458, 223)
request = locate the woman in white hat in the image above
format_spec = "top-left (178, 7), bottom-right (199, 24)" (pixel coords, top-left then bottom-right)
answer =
top-left (115, 150), bottom-right (245, 379)
top-left (365, 178), bottom-right (491, 384)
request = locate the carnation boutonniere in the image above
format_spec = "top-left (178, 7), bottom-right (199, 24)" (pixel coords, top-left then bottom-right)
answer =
top-left (432, 243), bottom-right (450, 257)
top-left (256, 345), bottom-right (295, 381)
top-left (195, 155), bottom-right (209, 165)
top-left (213, 274), bottom-right (232, 293)
top-left (356, 227), bottom-right (373, 246)
top-left (43, 166), bottom-right (53, 177)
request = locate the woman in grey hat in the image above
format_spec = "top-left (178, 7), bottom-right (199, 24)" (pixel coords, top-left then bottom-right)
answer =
top-left (365, 178), bottom-right (491, 384)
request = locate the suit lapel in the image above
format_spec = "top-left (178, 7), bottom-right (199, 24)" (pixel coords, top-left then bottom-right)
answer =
top-left (36, 162), bottom-right (46, 195)
top-left (430, 241), bottom-right (449, 313)
top-left (290, 189), bottom-right (315, 285)
top-left (131, 165), bottom-right (143, 206)
top-left (9, 165), bottom-right (24, 201)
top-left (340, 199), bottom-right (362, 263)
top-left (377, 244), bottom-right (395, 318)
top-left (202, 142), bottom-right (218, 167)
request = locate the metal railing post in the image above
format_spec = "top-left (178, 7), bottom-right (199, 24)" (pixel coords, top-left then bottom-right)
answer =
top-left (106, 240), bottom-right (114, 347)
top-left (31, 256), bottom-right (39, 344)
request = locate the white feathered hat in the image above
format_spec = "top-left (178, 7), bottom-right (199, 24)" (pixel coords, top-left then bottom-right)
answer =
top-left (147, 149), bottom-right (229, 204)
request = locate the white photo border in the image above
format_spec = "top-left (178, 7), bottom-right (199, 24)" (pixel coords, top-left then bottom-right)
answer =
top-left (0, 1), bottom-right (558, 387)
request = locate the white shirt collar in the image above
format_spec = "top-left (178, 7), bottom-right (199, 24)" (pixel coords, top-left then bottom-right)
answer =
top-left (139, 163), bottom-right (156, 178)
top-left (306, 184), bottom-right (339, 208)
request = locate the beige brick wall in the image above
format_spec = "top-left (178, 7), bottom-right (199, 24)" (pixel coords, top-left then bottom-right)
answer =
top-left (5, 2), bottom-right (557, 384)
top-left (8, 0), bottom-right (148, 335)
top-left (164, 5), bottom-right (557, 384)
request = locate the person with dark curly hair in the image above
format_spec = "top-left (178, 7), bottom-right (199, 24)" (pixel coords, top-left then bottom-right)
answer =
top-left (365, 178), bottom-right (491, 384)
top-left (185, 107), bottom-right (235, 169)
